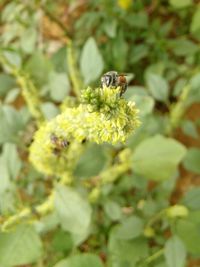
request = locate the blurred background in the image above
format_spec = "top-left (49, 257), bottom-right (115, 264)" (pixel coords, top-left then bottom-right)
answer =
top-left (0, 0), bottom-right (200, 267)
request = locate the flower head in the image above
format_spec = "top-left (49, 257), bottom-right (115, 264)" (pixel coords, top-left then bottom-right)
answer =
top-left (29, 86), bottom-right (140, 176)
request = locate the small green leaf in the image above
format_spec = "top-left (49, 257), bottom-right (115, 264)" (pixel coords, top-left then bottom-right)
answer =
top-left (132, 135), bottom-right (186, 181)
top-left (2, 143), bottom-right (22, 180)
top-left (74, 144), bottom-right (107, 178)
top-left (131, 95), bottom-right (154, 116)
top-left (104, 201), bottom-right (122, 221)
top-left (169, 39), bottom-right (199, 56)
top-left (104, 20), bottom-right (117, 38)
top-left (108, 227), bottom-right (148, 266)
top-left (131, 44), bottom-right (149, 63)
top-left (183, 148), bottom-right (200, 174)
top-left (0, 74), bottom-right (16, 97)
top-left (176, 219), bottom-right (200, 254)
top-left (0, 105), bottom-right (25, 144)
top-left (181, 120), bottom-right (199, 139)
top-left (48, 72), bottom-right (70, 102)
top-left (146, 73), bottom-right (169, 103)
top-left (41, 102), bottom-right (59, 120)
top-left (155, 263), bottom-right (168, 267)
top-left (169, 0), bottom-right (192, 8)
top-left (115, 216), bottom-right (144, 240)
top-left (0, 225), bottom-right (43, 266)
top-left (190, 73), bottom-right (200, 91)
top-left (0, 153), bottom-right (16, 214)
top-left (4, 88), bottom-right (20, 103)
top-left (25, 52), bottom-right (53, 86)
top-left (0, 154), bottom-right (10, 194)
top-left (112, 32), bottom-right (128, 71)
top-left (52, 229), bottom-right (73, 253)
top-left (181, 188), bottom-right (200, 210)
top-left (190, 6), bottom-right (200, 34)
top-left (127, 12), bottom-right (148, 28)
top-left (80, 37), bottom-right (104, 84)
top-left (51, 47), bottom-right (67, 73)
top-left (54, 185), bottom-right (92, 237)
top-left (20, 28), bottom-right (37, 54)
top-left (3, 50), bottom-right (22, 67)
top-left (54, 253), bottom-right (104, 267)
top-left (164, 236), bottom-right (186, 267)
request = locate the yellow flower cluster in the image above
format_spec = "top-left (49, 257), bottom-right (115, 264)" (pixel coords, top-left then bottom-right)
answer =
top-left (29, 86), bottom-right (140, 176)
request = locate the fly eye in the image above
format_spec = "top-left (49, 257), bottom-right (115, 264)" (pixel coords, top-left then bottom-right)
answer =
top-left (105, 76), bottom-right (111, 86)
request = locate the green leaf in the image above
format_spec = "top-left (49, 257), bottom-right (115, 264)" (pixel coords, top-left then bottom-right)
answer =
top-left (25, 51), bottom-right (53, 86)
top-left (52, 229), bottom-right (73, 253)
top-left (169, 39), bottom-right (199, 56)
top-left (131, 95), bottom-right (154, 116)
top-left (0, 105), bottom-right (25, 144)
top-left (104, 20), bottom-right (117, 38)
top-left (155, 263), bottom-right (168, 267)
top-left (48, 72), bottom-right (70, 102)
top-left (74, 144), bottom-right (107, 178)
top-left (34, 212), bottom-right (59, 234)
top-left (190, 73), bottom-right (200, 91)
top-left (146, 73), bottom-right (169, 102)
top-left (4, 88), bottom-right (20, 103)
top-left (115, 216), bottom-right (144, 240)
top-left (80, 37), bottom-right (104, 84)
top-left (54, 253), bottom-right (104, 267)
top-left (0, 155), bottom-right (11, 194)
top-left (104, 201), bottom-right (122, 221)
top-left (112, 32), bottom-right (128, 71)
top-left (0, 225), bottom-right (43, 266)
top-left (131, 44), bottom-right (149, 63)
top-left (181, 120), bottom-right (199, 139)
top-left (132, 135), bottom-right (186, 181)
top-left (2, 143), bottom-right (22, 180)
top-left (54, 185), bottom-right (92, 237)
top-left (41, 102), bottom-right (59, 120)
top-left (176, 219), bottom-right (200, 254)
top-left (181, 188), bottom-right (200, 210)
top-left (108, 227), bottom-right (148, 267)
top-left (190, 6), bottom-right (200, 34)
top-left (183, 148), bottom-right (200, 174)
top-left (0, 74), bottom-right (15, 97)
top-left (164, 236), bottom-right (186, 267)
top-left (20, 28), bottom-right (37, 54)
top-left (126, 12), bottom-right (148, 29)
top-left (0, 153), bottom-right (16, 214)
top-left (169, 0), bottom-right (192, 8)
top-left (51, 47), bottom-right (67, 73)
top-left (3, 51), bottom-right (22, 68)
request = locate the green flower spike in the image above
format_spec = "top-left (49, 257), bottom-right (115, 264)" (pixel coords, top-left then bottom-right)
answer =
top-left (29, 86), bottom-right (140, 177)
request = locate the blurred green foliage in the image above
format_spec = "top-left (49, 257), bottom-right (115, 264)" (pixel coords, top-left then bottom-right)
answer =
top-left (0, 0), bottom-right (200, 267)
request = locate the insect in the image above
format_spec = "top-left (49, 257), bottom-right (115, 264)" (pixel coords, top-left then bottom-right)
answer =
top-left (50, 134), bottom-right (70, 156)
top-left (101, 71), bottom-right (128, 96)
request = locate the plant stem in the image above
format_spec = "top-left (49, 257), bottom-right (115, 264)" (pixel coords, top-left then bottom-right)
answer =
top-left (67, 41), bottom-right (83, 98)
top-left (0, 54), bottom-right (45, 126)
top-left (144, 248), bottom-right (164, 264)
top-left (1, 193), bottom-right (54, 232)
top-left (166, 85), bottom-right (191, 135)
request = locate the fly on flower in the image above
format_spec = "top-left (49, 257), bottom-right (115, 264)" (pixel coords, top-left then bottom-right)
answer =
top-left (101, 71), bottom-right (128, 96)
top-left (50, 133), bottom-right (70, 156)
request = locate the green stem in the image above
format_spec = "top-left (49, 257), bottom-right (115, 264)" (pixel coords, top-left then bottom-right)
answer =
top-left (144, 248), bottom-right (164, 264)
top-left (1, 173), bottom-right (72, 232)
top-left (1, 193), bottom-right (54, 232)
top-left (0, 54), bottom-right (45, 126)
top-left (146, 209), bottom-right (166, 228)
top-left (67, 41), bottom-right (83, 98)
top-left (166, 85), bottom-right (191, 135)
